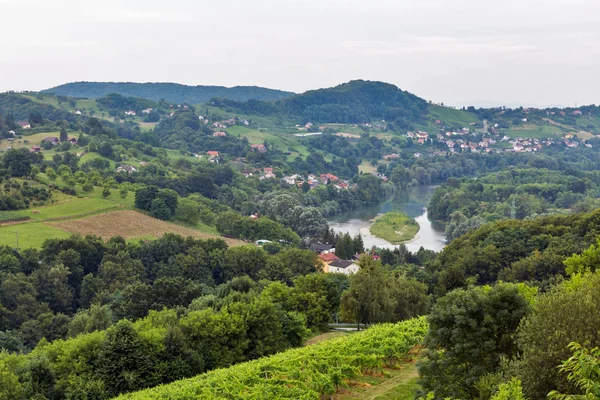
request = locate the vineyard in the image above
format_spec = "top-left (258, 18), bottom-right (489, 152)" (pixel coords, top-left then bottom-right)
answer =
top-left (116, 317), bottom-right (428, 400)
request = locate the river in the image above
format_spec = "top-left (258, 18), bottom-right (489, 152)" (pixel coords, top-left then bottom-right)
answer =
top-left (327, 185), bottom-right (447, 253)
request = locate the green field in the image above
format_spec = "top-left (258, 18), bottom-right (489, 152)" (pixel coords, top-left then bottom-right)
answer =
top-left (226, 125), bottom-right (311, 159)
top-left (370, 212), bottom-right (420, 243)
top-left (429, 105), bottom-right (479, 126)
top-left (503, 124), bottom-right (564, 139)
top-left (0, 222), bottom-right (71, 249)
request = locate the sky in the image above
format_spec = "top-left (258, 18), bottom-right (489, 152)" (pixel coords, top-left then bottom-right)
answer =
top-left (1, 0), bottom-right (599, 107)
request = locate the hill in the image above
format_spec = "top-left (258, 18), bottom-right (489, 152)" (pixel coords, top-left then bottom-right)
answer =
top-left (42, 82), bottom-right (295, 103)
top-left (211, 80), bottom-right (430, 129)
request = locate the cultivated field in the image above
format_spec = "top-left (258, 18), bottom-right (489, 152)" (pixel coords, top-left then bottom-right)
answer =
top-left (48, 210), bottom-right (246, 246)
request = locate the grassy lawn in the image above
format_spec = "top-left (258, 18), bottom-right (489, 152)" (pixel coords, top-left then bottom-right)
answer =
top-left (0, 222), bottom-right (71, 249)
top-left (359, 161), bottom-right (378, 174)
top-left (226, 125), bottom-right (312, 158)
top-left (429, 105), bottom-right (479, 126)
top-left (504, 123), bottom-right (563, 139)
top-left (370, 212), bottom-right (420, 243)
top-left (79, 152), bottom-right (117, 169)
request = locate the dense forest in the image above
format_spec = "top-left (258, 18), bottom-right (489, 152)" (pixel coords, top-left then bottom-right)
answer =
top-left (43, 82), bottom-right (295, 103)
top-left (211, 80), bottom-right (429, 128)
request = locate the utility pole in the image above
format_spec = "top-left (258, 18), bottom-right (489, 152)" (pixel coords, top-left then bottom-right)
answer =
top-left (510, 198), bottom-right (516, 219)
top-left (15, 230), bottom-right (19, 250)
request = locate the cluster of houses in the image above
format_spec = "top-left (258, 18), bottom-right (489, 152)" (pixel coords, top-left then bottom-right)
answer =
top-left (309, 242), bottom-right (383, 275)
top-left (282, 172), bottom-right (353, 190)
top-left (30, 136), bottom-right (77, 153)
top-left (211, 117), bottom-right (250, 129)
top-left (309, 243), bottom-right (360, 275)
top-left (405, 123), bottom-right (588, 154)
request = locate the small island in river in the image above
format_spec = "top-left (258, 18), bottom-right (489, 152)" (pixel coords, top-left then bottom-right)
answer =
top-left (369, 212), bottom-right (420, 244)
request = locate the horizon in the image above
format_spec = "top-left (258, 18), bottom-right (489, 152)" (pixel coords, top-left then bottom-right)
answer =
top-left (1, 0), bottom-right (599, 108)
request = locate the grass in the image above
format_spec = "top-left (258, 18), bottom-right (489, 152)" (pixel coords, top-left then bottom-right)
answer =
top-left (503, 123), bottom-right (563, 139)
top-left (335, 364), bottom-right (419, 400)
top-left (78, 152), bottom-right (116, 169)
top-left (370, 212), bottom-right (420, 244)
top-left (0, 177), bottom-right (242, 249)
top-left (0, 222), bottom-right (71, 249)
top-left (225, 125), bottom-right (312, 159)
top-left (429, 105), bottom-right (478, 126)
top-left (359, 161), bottom-right (378, 174)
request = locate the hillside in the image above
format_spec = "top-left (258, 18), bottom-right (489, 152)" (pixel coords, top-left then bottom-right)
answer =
top-left (117, 317), bottom-right (427, 400)
top-left (211, 80), bottom-right (430, 129)
top-left (43, 82), bottom-right (295, 103)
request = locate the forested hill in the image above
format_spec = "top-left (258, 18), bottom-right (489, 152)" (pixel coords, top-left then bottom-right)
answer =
top-left (211, 80), bottom-right (430, 128)
top-left (42, 82), bottom-right (295, 103)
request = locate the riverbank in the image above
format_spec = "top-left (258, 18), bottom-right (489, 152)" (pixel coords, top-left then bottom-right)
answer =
top-left (369, 212), bottom-right (420, 244)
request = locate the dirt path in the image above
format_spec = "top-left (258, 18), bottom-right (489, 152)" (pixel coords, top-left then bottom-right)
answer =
top-left (336, 363), bottom-right (418, 400)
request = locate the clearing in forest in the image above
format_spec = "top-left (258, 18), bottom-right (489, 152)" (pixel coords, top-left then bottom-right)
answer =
top-left (48, 210), bottom-right (246, 246)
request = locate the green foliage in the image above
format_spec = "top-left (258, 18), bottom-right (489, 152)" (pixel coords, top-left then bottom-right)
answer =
top-left (340, 256), bottom-right (430, 326)
top-left (370, 212), bottom-right (420, 243)
top-left (491, 378), bottom-right (527, 400)
top-left (548, 343), bottom-right (600, 400)
top-left (115, 317), bottom-right (428, 400)
top-left (418, 283), bottom-right (531, 399)
top-left (45, 82), bottom-right (294, 103)
top-left (515, 271), bottom-right (600, 399)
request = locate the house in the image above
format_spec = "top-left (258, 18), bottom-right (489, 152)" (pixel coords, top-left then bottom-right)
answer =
top-left (141, 108), bottom-right (153, 114)
top-left (383, 153), bottom-right (400, 160)
top-left (416, 131), bottom-right (429, 140)
top-left (304, 122), bottom-right (313, 129)
top-left (30, 145), bottom-right (41, 153)
top-left (573, 110), bottom-right (583, 116)
top-left (250, 144), bottom-right (266, 152)
top-left (283, 174), bottom-right (301, 185)
top-left (213, 131), bottom-right (227, 137)
top-left (212, 122), bottom-right (227, 129)
top-left (124, 110), bottom-right (136, 116)
top-left (16, 121), bottom-right (31, 129)
top-left (240, 119), bottom-right (250, 126)
top-left (206, 151), bottom-right (220, 163)
top-left (42, 137), bottom-right (59, 144)
top-left (69, 137), bottom-right (77, 145)
top-left (327, 259), bottom-right (360, 275)
top-left (255, 239), bottom-right (273, 246)
top-left (320, 173), bottom-right (339, 183)
top-left (317, 253), bottom-right (340, 271)
top-left (310, 243), bottom-right (335, 254)
top-left (116, 165), bottom-right (137, 173)
top-left (74, 110), bottom-right (82, 115)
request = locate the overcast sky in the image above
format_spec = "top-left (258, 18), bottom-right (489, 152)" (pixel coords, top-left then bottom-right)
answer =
top-left (1, 0), bottom-right (599, 107)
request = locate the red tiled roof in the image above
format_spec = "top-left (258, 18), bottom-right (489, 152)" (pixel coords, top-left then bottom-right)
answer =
top-left (319, 253), bottom-right (340, 263)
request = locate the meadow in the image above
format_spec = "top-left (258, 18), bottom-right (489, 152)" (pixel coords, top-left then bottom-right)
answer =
top-left (370, 212), bottom-right (420, 243)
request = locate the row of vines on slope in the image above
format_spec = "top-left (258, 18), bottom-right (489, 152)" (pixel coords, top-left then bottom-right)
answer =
top-left (117, 317), bottom-right (428, 400)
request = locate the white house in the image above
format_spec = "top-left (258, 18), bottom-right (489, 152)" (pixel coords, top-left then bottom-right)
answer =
top-left (327, 259), bottom-right (360, 275)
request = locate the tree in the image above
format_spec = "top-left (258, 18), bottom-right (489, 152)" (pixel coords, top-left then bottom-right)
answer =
top-left (135, 186), bottom-right (159, 211)
top-left (548, 342), bottom-right (600, 400)
top-left (98, 320), bottom-right (156, 397)
top-left (516, 271), bottom-right (600, 399)
top-left (150, 197), bottom-right (171, 220)
top-left (340, 256), bottom-right (390, 327)
top-left (2, 148), bottom-right (32, 177)
top-left (59, 125), bottom-right (68, 142)
top-left (102, 186), bottom-right (111, 198)
top-left (419, 283), bottom-right (531, 399)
